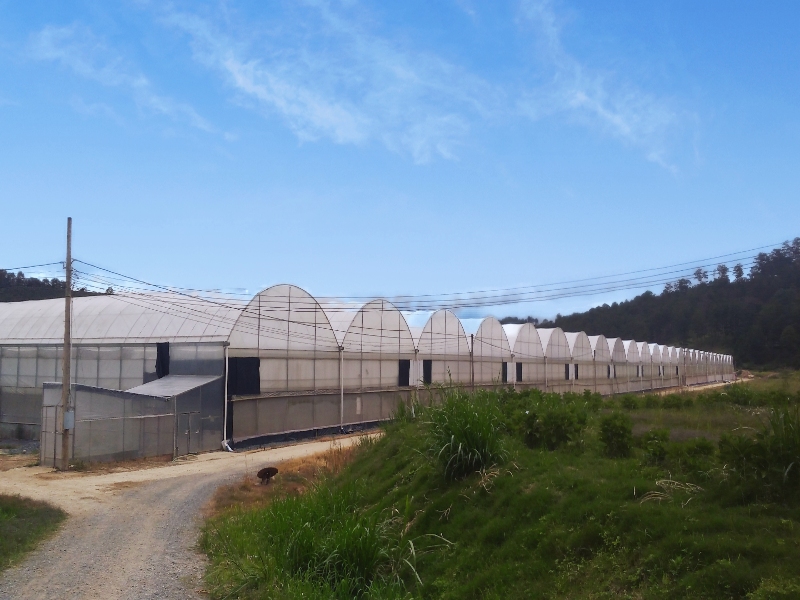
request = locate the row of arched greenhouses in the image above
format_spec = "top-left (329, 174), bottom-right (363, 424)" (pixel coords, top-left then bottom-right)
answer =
top-left (0, 284), bottom-right (734, 457)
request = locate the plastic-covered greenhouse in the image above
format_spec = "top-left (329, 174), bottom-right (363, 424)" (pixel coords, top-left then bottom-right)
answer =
top-left (0, 285), bottom-right (735, 463)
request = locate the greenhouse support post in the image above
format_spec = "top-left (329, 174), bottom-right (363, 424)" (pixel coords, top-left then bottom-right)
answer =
top-left (59, 217), bottom-right (72, 471)
top-left (339, 346), bottom-right (344, 425)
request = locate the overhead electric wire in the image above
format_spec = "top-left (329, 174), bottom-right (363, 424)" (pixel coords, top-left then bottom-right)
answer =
top-left (73, 254), bottom-right (759, 312)
top-left (0, 261), bottom-right (64, 272)
top-left (72, 241), bottom-right (770, 307)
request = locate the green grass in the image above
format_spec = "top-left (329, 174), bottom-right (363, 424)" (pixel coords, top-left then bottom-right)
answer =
top-left (0, 494), bottom-right (65, 572)
top-left (203, 382), bottom-right (800, 599)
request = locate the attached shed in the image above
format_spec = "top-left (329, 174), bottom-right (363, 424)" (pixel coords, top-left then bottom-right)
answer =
top-left (0, 294), bottom-right (236, 440)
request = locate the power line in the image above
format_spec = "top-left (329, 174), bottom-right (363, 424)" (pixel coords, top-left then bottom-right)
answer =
top-left (0, 262), bottom-right (64, 273)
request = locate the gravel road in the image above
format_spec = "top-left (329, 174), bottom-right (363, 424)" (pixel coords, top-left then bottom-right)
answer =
top-left (0, 436), bottom-right (366, 600)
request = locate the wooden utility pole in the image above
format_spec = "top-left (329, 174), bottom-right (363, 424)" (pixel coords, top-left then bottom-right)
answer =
top-left (59, 217), bottom-right (72, 471)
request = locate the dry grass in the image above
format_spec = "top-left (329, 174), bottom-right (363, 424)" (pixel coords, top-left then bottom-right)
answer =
top-left (0, 454), bottom-right (38, 472)
top-left (204, 441), bottom-right (360, 518)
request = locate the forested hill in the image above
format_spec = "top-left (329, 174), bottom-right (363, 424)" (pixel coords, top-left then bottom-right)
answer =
top-left (503, 239), bottom-right (800, 369)
top-left (0, 270), bottom-right (99, 302)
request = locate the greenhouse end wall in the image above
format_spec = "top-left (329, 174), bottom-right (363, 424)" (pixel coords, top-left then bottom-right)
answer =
top-left (0, 341), bottom-right (224, 440)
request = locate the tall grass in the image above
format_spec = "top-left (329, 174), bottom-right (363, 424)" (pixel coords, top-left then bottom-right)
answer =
top-left (719, 406), bottom-right (800, 501)
top-left (425, 389), bottom-right (507, 480)
top-left (201, 481), bottom-right (413, 599)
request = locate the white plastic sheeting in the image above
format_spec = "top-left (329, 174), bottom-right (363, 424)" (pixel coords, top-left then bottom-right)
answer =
top-left (472, 317), bottom-right (511, 385)
top-left (0, 294), bottom-right (243, 345)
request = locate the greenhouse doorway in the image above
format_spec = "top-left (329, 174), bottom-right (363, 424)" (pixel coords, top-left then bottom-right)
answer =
top-left (177, 411), bottom-right (201, 456)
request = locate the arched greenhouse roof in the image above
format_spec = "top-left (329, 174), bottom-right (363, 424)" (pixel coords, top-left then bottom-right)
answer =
top-left (0, 293), bottom-right (245, 345)
top-left (473, 317), bottom-right (511, 360)
top-left (341, 299), bottom-right (415, 355)
top-left (505, 323), bottom-right (544, 361)
top-left (417, 310), bottom-right (470, 357)
top-left (649, 343), bottom-right (662, 364)
top-left (606, 337), bottom-right (627, 363)
top-left (588, 335), bottom-right (611, 363)
top-left (565, 331), bottom-right (593, 362)
top-left (538, 328), bottom-right (570, 360)
top-left (622, 340), bottom-right (640, 363)
top-left (228, 284), bottom-right (340, 353)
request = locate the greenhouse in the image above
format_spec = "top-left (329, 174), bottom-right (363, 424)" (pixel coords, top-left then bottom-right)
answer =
top-left (564, 331), bottom-right (593, 394)
top-left (0, 285), bottom-right (735, 462)
top-left (504, 323), bottom-right (546, 388)
top-left (587, 335), bottom-right (611, 395)
top-left (472, 317), bottom-right (512, 386)
top-left (537, 328), bottom-right (572, 393)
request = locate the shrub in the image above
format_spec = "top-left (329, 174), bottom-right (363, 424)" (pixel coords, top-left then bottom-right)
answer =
top-left (641, 429), bottom-right (670, 464)
top-left (522, 405), bottom-right (587, 451)
top-left (662, 395), bottom-right (688, 409)
top-left (620, 395), bottom-right (640, 410)
top-left (426, 389), bottom-right (507, 480)
top-left (599, 412), bottom-right (633, 458)
top-left (644, 395), bottom-right (661, 409)
top-left (504, 392), bottom-right (589, 451)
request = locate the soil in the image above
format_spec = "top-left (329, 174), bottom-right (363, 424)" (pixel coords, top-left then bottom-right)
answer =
top-left (0, 434), bottom-right (370, 600)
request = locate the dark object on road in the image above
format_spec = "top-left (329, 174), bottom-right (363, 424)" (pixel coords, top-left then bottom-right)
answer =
top-left (257, 466), bottom-right (279, 485)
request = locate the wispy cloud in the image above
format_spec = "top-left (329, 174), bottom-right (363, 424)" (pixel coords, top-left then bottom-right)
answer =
top-left (28, 24), bottom-right (214, 132)
top-left (517, 0), bottom-right (683, 171)
top-left (70, 95), bottom-right (125, 125)
top-left (158, 4), bottom-right (498, 163)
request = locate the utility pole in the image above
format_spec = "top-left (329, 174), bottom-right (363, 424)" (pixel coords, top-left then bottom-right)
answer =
top-left (59, 217), bottom-right (72, 471)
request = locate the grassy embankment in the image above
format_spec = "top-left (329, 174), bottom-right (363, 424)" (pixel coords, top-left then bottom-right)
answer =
top-left (202, 375), bottom-right (800, 599)
top-left (0, 495), bottom-right (65, 572)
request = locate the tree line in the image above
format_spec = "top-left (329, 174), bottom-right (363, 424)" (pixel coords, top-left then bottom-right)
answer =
top-left (0, 270), bottom-right (101, 302)
top-left (502, 238), bottom-right (800, 369)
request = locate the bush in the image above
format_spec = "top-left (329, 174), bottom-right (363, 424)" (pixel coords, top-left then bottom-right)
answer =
top-left (662, 395), bottom-right (690, 409)
top-left (599, 412), bottom-right (633, 458)
top-left (426, 389), bottom-right (507, 480)
top-left (719, 406), bottom-right (800, 502)
top-left (644, 395), bottom-right (661, 409)
top-left (620, 395), bottom-right (640, 410)
top-left (641, 429), bottom-right (670, 464)
top-left (522, 405), bottom-right (587, 451)
top-left (501, 391), bottom-right (589, 451)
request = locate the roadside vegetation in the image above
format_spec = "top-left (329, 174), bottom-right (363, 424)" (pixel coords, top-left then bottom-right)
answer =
top-left (0, 495), bottom-right (65, 572)
top-left (202, 377), bottom-right (800, 599)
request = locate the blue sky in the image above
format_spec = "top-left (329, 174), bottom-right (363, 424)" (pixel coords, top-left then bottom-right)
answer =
top-left (1, 0), bottom-right (798, 319)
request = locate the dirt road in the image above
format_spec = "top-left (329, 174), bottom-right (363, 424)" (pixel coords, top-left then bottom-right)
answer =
top-left (0, 436), bottom-right (366, 600)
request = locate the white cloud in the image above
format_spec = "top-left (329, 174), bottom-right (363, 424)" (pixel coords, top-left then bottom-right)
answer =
top-left (70, 96), bottom-right (124, 125)
top-left (158, 4), bottom-right (497, 162)
top-left (518, 0), bottom-right (683, 171)
top-left (29, 24), bottom-right (214, 133)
